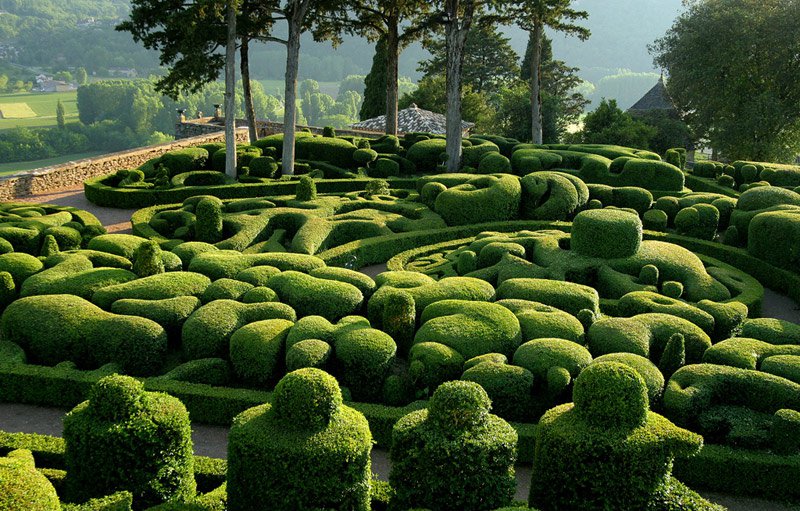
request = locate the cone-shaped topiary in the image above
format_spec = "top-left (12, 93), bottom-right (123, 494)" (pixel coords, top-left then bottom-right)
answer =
top-left (296, 175), bottom-right (317, 201)
top-left (133, 240), bottom-right (165, 278)
top-left (0, 449), bottom-right (60, 511)
top-left (63, 374), bottom-right (195, 509)
top-left (529, 361), bottom-right (713, 511)
top-left (390, 380), bottom-right (517, 511)
top-left (195, 197), bottom-right (223, 243)
top-left (227, 368), bottom-right (372, 511)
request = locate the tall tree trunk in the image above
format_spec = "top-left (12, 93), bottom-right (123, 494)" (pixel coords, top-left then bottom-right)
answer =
top-left (241, 37), bottom-right (258, 142)
top-left (444, 0), bottom-right (473, 173)
top-left (530, 23), bottom-right (543, 145)
top-left (385, 20), bottom-right (400, 135)
top-left (224, 0), bottom-right (238, 178)
top-left (281, 0), bottom-right (312, 176)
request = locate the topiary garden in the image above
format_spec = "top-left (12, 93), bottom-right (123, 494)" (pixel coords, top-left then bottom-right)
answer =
top-left (1, 133), bottom-right (800, 509)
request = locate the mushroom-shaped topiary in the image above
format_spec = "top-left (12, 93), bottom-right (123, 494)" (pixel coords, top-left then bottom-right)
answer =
top-left (0, 449), bottom-right (60, 511)
top-left (227, 368), bottom-right (372, 511)
top-left (390, 380), bottom-right (517, 511)
top-left (529, 361), bottom-right (715, 511)
top-left (63, 374), bottom-right (195, 509)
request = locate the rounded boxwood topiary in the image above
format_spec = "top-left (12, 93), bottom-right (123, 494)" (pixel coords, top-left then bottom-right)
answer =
top-left (296, 175), bottom-right (317, 201)
top-left (229, 318), bottom-right (294, 386)
top-left (227, 368), bottom-right (372, 511)
top-left (371, 157), bottom-right (401, 178)
top-left (64, 374), bottom-right (195, 509)
top-left (286, 338), bottom-right (332, 371)
top-left (571, 209), bottom-right (642, 259)
top-left (390, 380), bottom-right (517, 511)
top-left (478, 152), bottom-right (512, 174)
top-left (0, 449), bottom-right (60, 511)
top-left (461, 361), bottom-right (534, 421)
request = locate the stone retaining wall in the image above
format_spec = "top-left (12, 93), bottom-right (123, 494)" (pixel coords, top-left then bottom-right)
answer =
top-left (0, 129), bottom-right (249, 201)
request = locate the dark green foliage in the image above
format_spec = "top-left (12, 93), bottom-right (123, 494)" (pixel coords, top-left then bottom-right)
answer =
top-left (181, 300), bottom-right (296, 360)
top-left (111, 296), bottom-right (201, 340)
top-left (381, 290), bottom-right (416, 356)
top-left (246, 156), bottom-right (279, 178)
top-left (0, 271), bottom-right (15, 309)
top-left (0, 449), bottom-right (60, 511)
top-left (512, 338), bottom-right (592, 394)
top-left (409, 341), bottom-right (465, 391)
top-left (592, 352), bottom-right (665, 404)
top-left (201, 278), bottom-right (254, 303)
top-left (195, 197), bottom-right (223, 244)
top-left (40, 234), bottom-right (60, 258)
top-left (227, 369), bottom-right (372, 511)
top-left (354, 148), bottom-right (378, 166)
top-left (2, 294), bottom-right (167, 375)
top-left (372, 158), bottom-right (401, 178)
top-left (365, 178), bottom-right (391, 198)
top-left (157, 358), bottom-right (231, 386)
top-left (133, 240), bottom-right (165, 277)
top-left (461, 362), bottom-right (534, 421)
top-left (747, 210), bottom-right (800, 270)
top-left (64, 375), bottom-right (194, 509)
top-left (267, 271), bottom-right (362, 321)
top-left (229, 319), bottom-right (293, 386)
top-left (390, 381), bottom-right (517, 511)
top-left (643, 209), bottom-right (668, 231)
top-left (571, 209), bottom-right (642, 259)
top-left (497, 278), bottom-right (600, 317)
top-left (664, 364), bottom-right (800, 428)
top-left (92, 272), bottom-right (211, 310)
top-left (296, 137), bottom-right (358, 168)
top-left (406, 139), bottom-right (447, 173)
top-left (285, 339), bottom-right (332, 372)
top-left (659, 333), bottom-right (686, 379)
top-left (530, 362), bottom-right (709, 511)
top-left (434, 175), bottom-right (522, 226)
top-left (295, 176), bottom-right (317, 201)
top-left (360, 36), bottom-right (388, 121)
top-left (772, 409), bottom-right (800, 454)
top-left (159, 148), bottom-right (209, 177)
top-left (520, 171), bottom-right (589, 220)
top-left (335, 324), bottom-right (397, 402)
top-left (478, 152), bottom-right (512, 174)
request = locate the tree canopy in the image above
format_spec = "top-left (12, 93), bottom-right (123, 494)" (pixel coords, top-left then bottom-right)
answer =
top-left (651, 0), bottom-right (800, 162)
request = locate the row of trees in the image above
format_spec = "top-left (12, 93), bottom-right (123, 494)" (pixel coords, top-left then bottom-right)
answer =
top-left (120, 0), bottom-right (592, 176)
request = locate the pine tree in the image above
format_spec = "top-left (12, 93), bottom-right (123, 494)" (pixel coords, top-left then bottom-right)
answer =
top-left (56, 100), bottom-right (66, 129)
top-left (360, 36), bottom-right (388, 121)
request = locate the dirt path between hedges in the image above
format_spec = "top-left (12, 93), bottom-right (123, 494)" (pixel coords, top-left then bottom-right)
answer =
top-left (4, 189), bottom-right (800, 510)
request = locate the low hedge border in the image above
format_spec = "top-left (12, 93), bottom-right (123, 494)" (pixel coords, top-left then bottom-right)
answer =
top-left (684, 174), bottom-right (740, 199)
top-left (0, 361), bottom-right (533, 461)
top-left (384, 234), bottom-right (763, 316)
top-left (84, 175), bottom-right (417, 209)
top-left (320, 221), bottom-right (777, 314)
top-left (2, 422), bottom-right (799, 502)
top-left (0, 202), bottom-right (104, 229)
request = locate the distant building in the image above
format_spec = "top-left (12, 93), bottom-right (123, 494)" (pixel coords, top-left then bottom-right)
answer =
top-left (108, 67), bottom-right (138, 78)
top-left (37, 80), bottom-right (75, 92)
top-left (35, 74), bottom-right (52, 84)
top-left (350, 103), bottom-right (474, 135)
top-left (627, 75), bottom-right (679, 117)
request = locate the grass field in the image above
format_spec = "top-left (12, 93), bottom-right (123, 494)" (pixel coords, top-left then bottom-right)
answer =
top-left (0, 151), bottom-right (105, 177)
top-left (0, 91), bottom-right (79, 131)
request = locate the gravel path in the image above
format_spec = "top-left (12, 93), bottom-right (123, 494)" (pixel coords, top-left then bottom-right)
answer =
top-left (16, 184), bottom-right (136, 234)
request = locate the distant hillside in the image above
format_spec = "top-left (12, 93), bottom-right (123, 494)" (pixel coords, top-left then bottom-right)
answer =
top-left (2, 0), bottom-right (685, 109)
